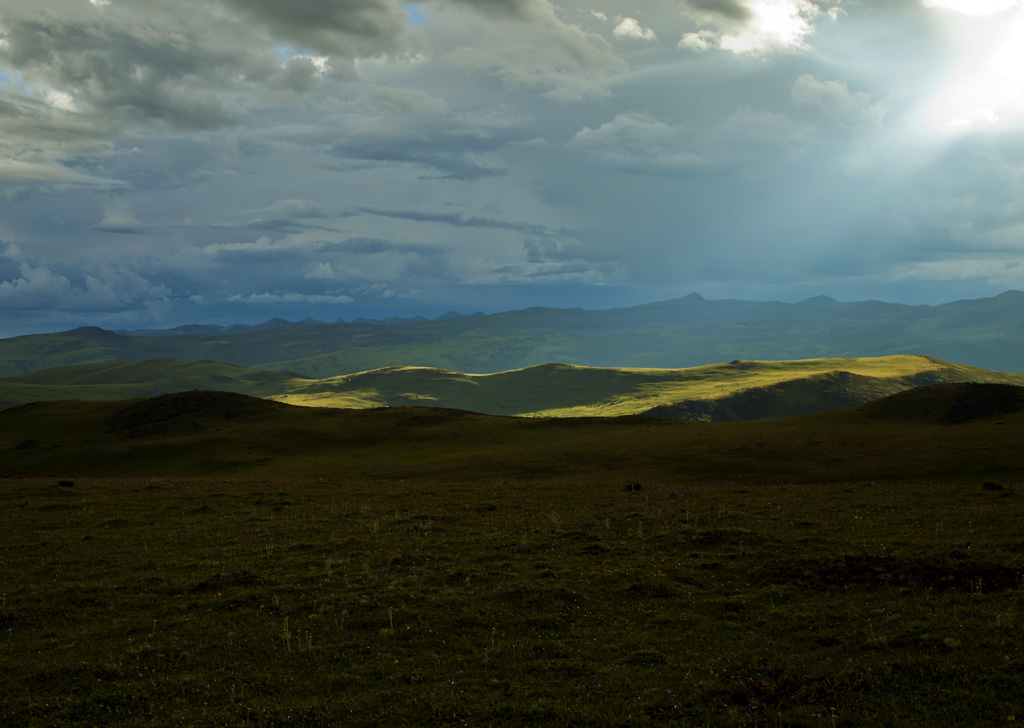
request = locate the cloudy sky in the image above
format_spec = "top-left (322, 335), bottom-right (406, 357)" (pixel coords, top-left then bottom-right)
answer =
top-left (2, 0), bottom-right (1024, 335)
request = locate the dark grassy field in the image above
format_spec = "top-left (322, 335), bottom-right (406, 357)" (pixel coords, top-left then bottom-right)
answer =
top-left (2, 385), bottom-right (1024, 725)
top-left (2, 475), bottom-right (1022, 726)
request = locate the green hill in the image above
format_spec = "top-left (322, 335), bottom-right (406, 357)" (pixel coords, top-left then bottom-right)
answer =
top-left (0, 359), bottom-right (310, 411)
top-left (5, 354), bottom-right (1024, 421)
top-left (3, 383), bottom-right (1024, 482)
top-left (273, 354), bottom-right (1024, 419)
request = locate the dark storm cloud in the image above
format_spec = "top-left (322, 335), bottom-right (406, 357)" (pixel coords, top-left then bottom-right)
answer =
top-left (92, 136), bottom-right (242, 191)
top-left (357, 206), bottom-right (550, 235)
top-left (0, 9), bottom-right (241, 129)
top-left (3, 0), bottom-right (1024, 337)
top-left (437, 0), bottom-right (541, 19)
top-left (0, 0), bottom-right (412, 151)
top-left (326, 123), bottom-right (512, 179)
top-left (0, 98), bottom-right (21, 116)
top-left (243, 219), bottom-right (342, 233)
top-left (220, 199), bottom-right (355, 233)
top-left (319, 237), bottom-right (446, 257)
top-left (218, 0), bottom-right (408, 57)
top-left (682, 0), bottom-right (752, 23)
top-left (339, 146), bottom-right (508, 180)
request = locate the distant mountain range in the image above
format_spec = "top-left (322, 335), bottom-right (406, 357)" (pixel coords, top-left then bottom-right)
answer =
top-left (2, 290), bottom-right (1024, 379)
top-left (111, 311), bottom-right (485, 337)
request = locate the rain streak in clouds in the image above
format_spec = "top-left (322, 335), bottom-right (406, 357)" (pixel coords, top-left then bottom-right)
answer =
top-left (2, 0), bottom-right (1024, 335)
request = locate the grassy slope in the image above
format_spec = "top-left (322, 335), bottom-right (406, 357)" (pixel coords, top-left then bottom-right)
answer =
top-left (184, 354), bottom-right (1024, 419)
top-left (3, 384), bottom-right (1024, 483)
top-left (8, 354), bottom-right (1024, 421)
top-left (0, 359), bottom-right (310, 410)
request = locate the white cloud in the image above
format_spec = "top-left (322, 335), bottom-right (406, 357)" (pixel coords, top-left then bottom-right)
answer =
top-left (791, 74), bottom-right (885, 125)
top-left (0, 265), bottom-right (74, 309)
top-left (306, 261), bottom-right (336, 279)
top-left (0, 157), bottom-right (127, 186)
top-left (306, 292), bottom-right (356, 304)
top-left (203, 236), bottom-right (277, 254)
top-left (44, 90), bottom-right (77, 112)
top-left (93, 209), bottom-right (147, 234)
top-left (0, 262), bottom-right (169, 311)
top-left (679, 0), bottom-right (825, 55)
top-left (613, 18), bottom-right (657, 41)
top-left (678, 30), bottom-right (718, 51)
top-left (568, 113), bottom-right (708, 174)
top-left (228, 291), bottom-right (354, 304)
top-left (0, 241), bottom-right (23, 260)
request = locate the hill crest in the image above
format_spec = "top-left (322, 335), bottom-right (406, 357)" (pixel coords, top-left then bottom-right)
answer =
top-left (4, 354), bottom-right (1024, 423)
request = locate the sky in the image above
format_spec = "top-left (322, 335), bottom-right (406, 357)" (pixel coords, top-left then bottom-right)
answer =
top-left (2, 0), bottom-right (1024, 336)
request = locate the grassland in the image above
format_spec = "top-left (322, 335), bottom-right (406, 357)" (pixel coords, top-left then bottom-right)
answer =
top-left (3, 384), bottom-right (1024, 482)
top-left (2, 385), bottom-right (1023, 726)
top-left (2, 475), bottom-right (1022, 726)
top-left (6, 354), bottom-right (1024, 421)
top-left (0, 359), bottom-right (308, 411)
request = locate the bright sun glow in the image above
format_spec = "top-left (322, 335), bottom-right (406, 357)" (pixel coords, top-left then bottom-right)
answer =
top-left (719, 0), bottom-right (815, 54)
top-left (924, 1), bottom-right (1024, 130)
top-left (924, 0), bottom-right (1017, 15)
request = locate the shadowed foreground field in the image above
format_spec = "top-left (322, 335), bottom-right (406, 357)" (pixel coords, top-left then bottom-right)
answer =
top-left (1, 385), bottom-right (1023, 725)
top-left (2, 476), bottom-right (1022, 726)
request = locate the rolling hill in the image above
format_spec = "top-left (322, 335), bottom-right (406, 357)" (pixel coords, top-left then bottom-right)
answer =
top-left (3, 290), bottom-right (1024, 378)
top-left (4, 354), bottom-right (1024, 420)
top-left (0, 359), bottom-right (310, 411)
top-left (270, 355), bottom-right (1024, 419)
top-left (2, 383), bottom-right (1023, 482)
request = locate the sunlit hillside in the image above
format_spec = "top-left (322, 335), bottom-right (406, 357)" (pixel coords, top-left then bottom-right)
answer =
top-left (6, 354), bottom-right (1024, 422)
